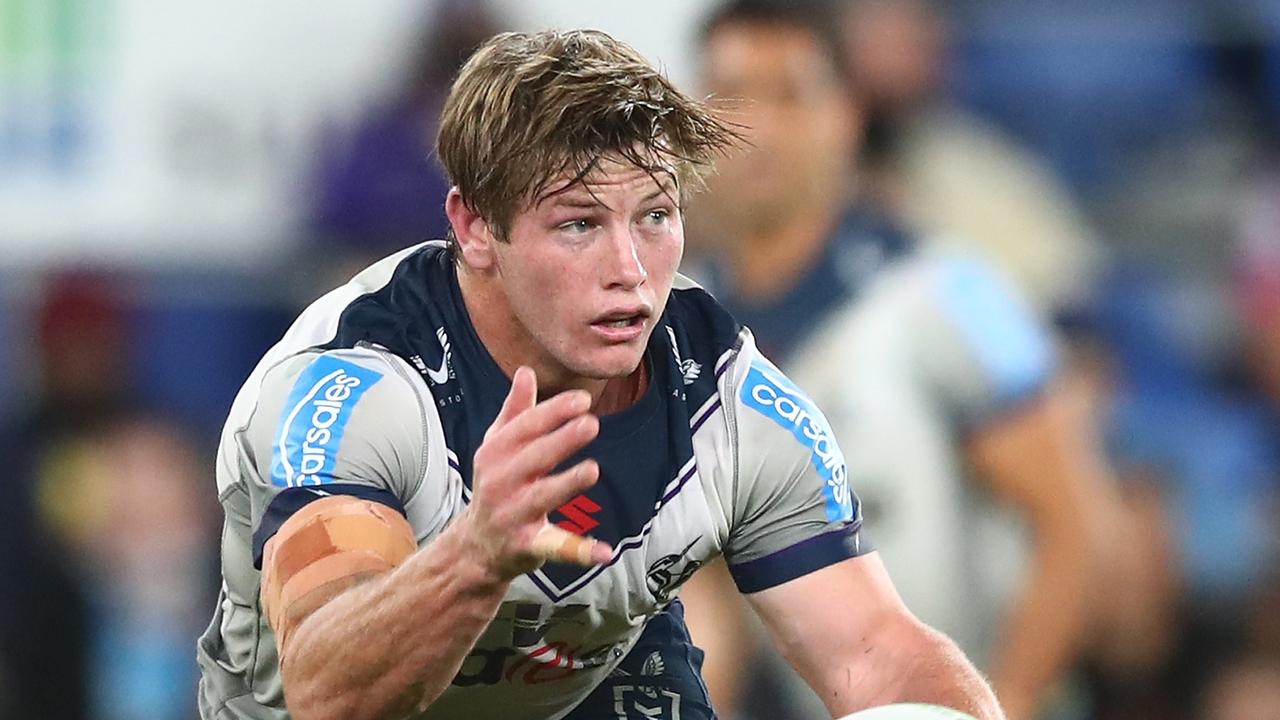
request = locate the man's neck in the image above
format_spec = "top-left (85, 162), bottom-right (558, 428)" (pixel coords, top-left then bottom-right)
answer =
top-left (729, 199), bottom-right (847, 303)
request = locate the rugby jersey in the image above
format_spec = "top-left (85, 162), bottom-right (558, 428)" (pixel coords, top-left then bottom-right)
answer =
top-left (196, 241), bottom-right (867, 720)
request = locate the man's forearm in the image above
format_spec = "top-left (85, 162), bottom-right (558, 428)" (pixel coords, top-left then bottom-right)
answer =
top-left (281, 514), bottom-right (508, 720)
top-left (971, 380), bottom-right (1119, 719)
top-left (815, 614), bottom-right (1005, 720)
top-left (986, 519), bottom-right (1091, 720)
top-left (885, 621), bottom-right (1005, 720)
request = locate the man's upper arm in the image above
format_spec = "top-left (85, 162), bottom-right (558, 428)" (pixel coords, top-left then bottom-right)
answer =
top-left (241, 347), bottom-right (441, 644)
top-left (965, 387), bottom-right (1086, 517)
top-left (911, 254), bottom-right (1095, 517)
top-left (245, 348), bottom-right (437, 562)
top-left (720, 336), bottom-right (871, 594)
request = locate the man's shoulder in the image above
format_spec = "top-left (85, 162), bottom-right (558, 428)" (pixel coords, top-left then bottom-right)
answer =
top-left (801, 248), bottom-right (976, 342)
top-left (222, 243), bottom-right (442, 415)
top-left (317, 241), bottom-right (455, 351)
top-left (241, 346), bottom-right (435, 476)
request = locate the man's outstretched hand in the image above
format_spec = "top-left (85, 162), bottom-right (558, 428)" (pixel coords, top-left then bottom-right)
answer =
top-left (460, 366), bottom-right (613, 580)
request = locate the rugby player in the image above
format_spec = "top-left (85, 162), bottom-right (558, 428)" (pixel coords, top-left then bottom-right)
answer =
top-left (196, 28), bottom-right (1004, 720)
top-left (682, 3), bottom-right (1119, 719)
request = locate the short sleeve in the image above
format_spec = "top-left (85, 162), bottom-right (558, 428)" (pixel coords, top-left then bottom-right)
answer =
top-left (914, 255), bottom-right (1057, 428)
top-left (240, 347), bottom-right (433, 567)
top-left (722, 336), bottom-right (870, 594)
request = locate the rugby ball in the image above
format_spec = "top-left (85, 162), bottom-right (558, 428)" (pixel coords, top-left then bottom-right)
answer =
top-left (837, 703), bottom-right (978, 720)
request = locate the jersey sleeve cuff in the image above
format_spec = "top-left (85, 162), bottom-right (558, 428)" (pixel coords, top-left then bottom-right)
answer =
top-left (728, 523), bottom-right (871, 594)
top-left (955, 372), bottom-right (1055, 437)
top-left (251, 483), bottom-right (407, 569)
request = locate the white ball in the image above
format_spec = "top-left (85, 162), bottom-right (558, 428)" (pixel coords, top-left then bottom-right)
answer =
top-left (837, 703), bottom-right (978, 720)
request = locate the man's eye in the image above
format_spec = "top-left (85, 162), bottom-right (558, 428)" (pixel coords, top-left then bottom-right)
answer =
top-left (560, 219), bottom-right (593, 234)
top-left (644, 209), bottom-right (670, 225)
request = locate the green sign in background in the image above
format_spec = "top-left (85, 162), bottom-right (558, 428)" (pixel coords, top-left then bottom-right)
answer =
top-left (0, 0), bottom-right (111, 170)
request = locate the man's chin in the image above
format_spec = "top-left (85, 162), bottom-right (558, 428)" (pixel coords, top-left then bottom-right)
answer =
top-left (568, 348), bottom-right (646, 381)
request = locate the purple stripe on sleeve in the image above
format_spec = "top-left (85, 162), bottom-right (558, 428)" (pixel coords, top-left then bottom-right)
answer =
top-left (727, 524), bottom-right (868, 594)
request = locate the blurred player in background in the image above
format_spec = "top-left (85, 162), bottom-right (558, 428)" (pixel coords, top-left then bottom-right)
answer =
top-left (196, 28), bottom-right (1004, 720)
top-left (838, 0), bottom-right (1100, 318)
top-left (681, 2), bottom-right (1122, 718)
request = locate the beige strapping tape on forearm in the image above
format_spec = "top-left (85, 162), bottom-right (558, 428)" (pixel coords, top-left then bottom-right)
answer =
top-left (261, 496), bottom-right (417, 656)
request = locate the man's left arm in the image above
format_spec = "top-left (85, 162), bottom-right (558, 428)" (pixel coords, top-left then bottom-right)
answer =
top-left (964, 378), bottom-right (1122, 720)
top-left (915, 256), bottom-right (1123, 719)
top-left (744, 552), bottom-right (1004, 719)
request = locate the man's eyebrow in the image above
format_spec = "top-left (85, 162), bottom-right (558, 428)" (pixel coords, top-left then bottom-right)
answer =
top-left (536, 183), bottom-right (603, 210)
top-left (642, 182), bottom-right (679, 203)
top-left (641, 172), bottom-right (681, 206)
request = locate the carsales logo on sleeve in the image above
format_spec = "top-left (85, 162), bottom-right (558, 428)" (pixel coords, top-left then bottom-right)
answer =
top-left (741, 360), bottom-right (853, 522)
top-left (271, 355), bottom-right (384, 487)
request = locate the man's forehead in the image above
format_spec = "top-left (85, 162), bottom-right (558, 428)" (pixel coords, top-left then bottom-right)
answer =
top-left (707, 22), bottom-right (841, 90)
top-left (537, 161), bottom-right (679, 206)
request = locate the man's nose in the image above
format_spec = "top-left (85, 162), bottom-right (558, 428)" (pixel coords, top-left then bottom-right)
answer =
top-left (603, 225), bottom-right (648, 290)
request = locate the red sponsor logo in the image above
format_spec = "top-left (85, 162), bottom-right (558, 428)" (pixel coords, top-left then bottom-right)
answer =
top-left (554, 494), bottom-right (601, 534)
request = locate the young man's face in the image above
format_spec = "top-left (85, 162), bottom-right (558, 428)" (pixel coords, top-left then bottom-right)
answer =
top-left (490, 161), bottom-right (684, 383)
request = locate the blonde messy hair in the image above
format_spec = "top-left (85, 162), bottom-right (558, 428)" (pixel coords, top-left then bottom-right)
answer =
top-left (436, 29), bottom-right (740, 241)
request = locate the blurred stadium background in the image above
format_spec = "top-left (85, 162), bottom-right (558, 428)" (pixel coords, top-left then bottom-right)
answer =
top-left (2, 1), bottom-right (1279, 718)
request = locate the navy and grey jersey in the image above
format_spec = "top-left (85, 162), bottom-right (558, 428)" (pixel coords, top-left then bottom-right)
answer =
top-left (196, 241), bottom-right (867, 720)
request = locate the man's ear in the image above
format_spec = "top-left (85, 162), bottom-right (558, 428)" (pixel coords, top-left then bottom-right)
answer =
top-left (446, 188), bottom-right (497, 271)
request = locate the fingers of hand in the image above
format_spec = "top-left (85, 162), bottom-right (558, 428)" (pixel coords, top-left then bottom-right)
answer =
top-left (472, 369), bottom-right (609, 572)
top-left (531, 523), bottom-right (613, 566)
top-left (501, 388), bottom-right (593, 447)
top-left (485, 371), bottom-right (592, 450)
top-left (530, 459), bottom-right (600, 516)
top-left (509, 415), bottom-right (600, 480)
top-left (475, 394), bottom-right (596, 501)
